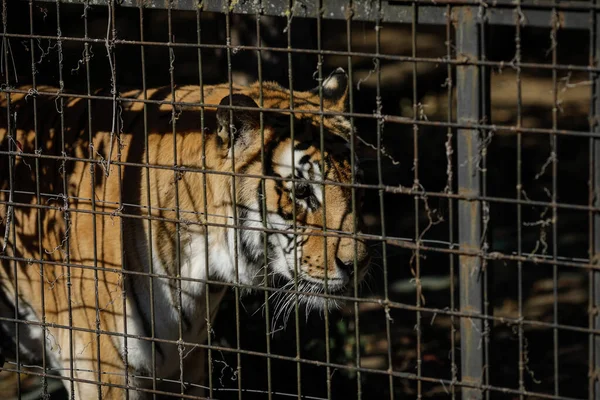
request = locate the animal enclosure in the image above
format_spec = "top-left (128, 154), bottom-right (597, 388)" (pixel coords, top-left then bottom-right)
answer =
top-left (0, 0), bottom-right (599, 399)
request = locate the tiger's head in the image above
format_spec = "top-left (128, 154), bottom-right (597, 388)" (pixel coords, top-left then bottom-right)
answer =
top-left (212, 68), bottom-right (370, 316)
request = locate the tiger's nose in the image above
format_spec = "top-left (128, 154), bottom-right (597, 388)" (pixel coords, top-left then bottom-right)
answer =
top-left (335, 257), bottom-right (355, 277)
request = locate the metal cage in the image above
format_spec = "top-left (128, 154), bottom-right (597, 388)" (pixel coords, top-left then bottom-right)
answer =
top-left (0, 0), bottom-right (599, 399)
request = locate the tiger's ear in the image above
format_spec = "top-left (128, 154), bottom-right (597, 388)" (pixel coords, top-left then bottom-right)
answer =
top-left (216, 94), bottom-right (260, 149)
top-left (310, 67), bottom-right (349, 112)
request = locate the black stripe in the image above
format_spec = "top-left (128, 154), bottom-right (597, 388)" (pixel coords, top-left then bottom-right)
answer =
top-left (126, 270), bottom-right (165, 358)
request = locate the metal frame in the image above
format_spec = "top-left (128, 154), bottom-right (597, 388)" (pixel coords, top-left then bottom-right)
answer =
top-left (29, 0), bottom-right (598, 28)
top-left (0, 0), bottom-right (598, 399)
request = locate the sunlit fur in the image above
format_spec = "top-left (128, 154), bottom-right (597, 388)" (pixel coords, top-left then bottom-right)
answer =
top-left (0, 69), bottom-right (370, 399)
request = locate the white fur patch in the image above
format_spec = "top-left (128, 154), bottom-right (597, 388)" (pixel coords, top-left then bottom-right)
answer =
top-left (323, 76), bottom-right (339, 91)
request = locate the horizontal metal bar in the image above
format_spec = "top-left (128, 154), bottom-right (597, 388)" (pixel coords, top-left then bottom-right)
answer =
top-left (4, 31), bottom-right (600, 75)
top-left (2, 87), bottom-right (600, 141)
top-left (0, 364), bottom-right (211, 400)
top-left (0, 347), bottom-right (585, 400)
top-left (2, 149), bottom-right (600, 214)
top-left (1, 362), bottom-right (333, 400)
top-left (20, 0), bottom-right (593, 29)
top-left (0, 196), bottom-right (596, 273)
top-left (0, 277), bottom-right (597, 351)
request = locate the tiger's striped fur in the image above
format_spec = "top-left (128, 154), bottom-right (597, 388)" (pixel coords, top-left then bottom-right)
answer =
top-left (0, 68), bottom-right (370, 399)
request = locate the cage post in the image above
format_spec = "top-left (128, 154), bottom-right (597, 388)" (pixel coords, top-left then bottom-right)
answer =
top-left (594, 97), bottom-right (600, 399)
top-left (594, 6), bottom-right (600, 397)
top-left (594, 131), bottom-right (600, 399)
top-left (455, 6), bottom-right (484, 400)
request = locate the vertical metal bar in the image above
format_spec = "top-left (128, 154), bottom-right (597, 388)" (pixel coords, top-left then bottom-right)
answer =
top-left (1, 1), bottom-right (20, 398)
top-left (373, 0), bottom-right (394, 399)
top-left (315, 2), bottom-right (333, 399)
top-left (165, 2), bottom-right (186, 396)
top-left (478, 9), bottom-right (491, 400)
top-left (255, 4), bottom-right (274, 400)
top-left (138, 4), bottom-right (157, 398)
top-left (590, 2), bottom-right (596, 396)
top-left (81, 0), bottom-right (102, 397)
top-left (410, 2), bottom-right (423, 398)
top-left (594, 92), bottom-right (600, 399)
top-left (455, 6), bottom-right (484, 400)
top-left (515, 0), bottom-right (525, 398)
top-left (196, 3), bottom-right (214, 399)
top-left (27, 0), bottom-right (48, 397)
top-left (100, 1), bottom-right (131, 397)
top-left (53, 1), bottom-right (76, 397)
top-left (592, 2), bottom-right (600, 398)
top-left (283, 0), bottom-right (302, 398)
top-left (549, 7), bottom-right (560, 398)
top-left (223, 3), bottom-right (244, 398)
top-left (445, 4), bottom-right (457, 399)
top-left (409, 1), bottom-right (425, 397)
top-left (345, 2), bottom-right (363, 399)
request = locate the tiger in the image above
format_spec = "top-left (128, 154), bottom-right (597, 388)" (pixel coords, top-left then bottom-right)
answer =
top-left (0, 68), bottom-right (371, 399)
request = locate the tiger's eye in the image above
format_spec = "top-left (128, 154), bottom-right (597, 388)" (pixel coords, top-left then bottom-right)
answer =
top-left (294, 183), bottom-right (311, 200)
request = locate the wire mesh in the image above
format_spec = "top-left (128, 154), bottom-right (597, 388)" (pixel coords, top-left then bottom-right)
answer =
top-left (0, 0), bottom-right (598, 399)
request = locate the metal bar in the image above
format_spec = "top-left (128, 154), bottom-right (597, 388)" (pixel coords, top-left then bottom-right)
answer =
top-left (515, 0), bottom-right (525, 398)
top-left (1, 1), bottom-right (21, 397)
top-left (101, 1), bottom-right (132, 397)
top-left (445, 4), bottom-right (457, 398)
top-left (0, 355), bottom-right (589, 400)
top-left (26, 0), bottom-right (49, 397)
top-left (20, 0), bottom-right (596, 29)
top-left (137, 4), bottom-right (158, 398)
top-left (0, 153), bottom-right (599, 213)
top-left (52, 0), bottom-right (77, 397)
top-left (594, 95), bottom-right (600, 399)
top-left (315, 0), bottom-right (333, 398)
top-left (4, 84), bottom-right (600, 139)
top-left (593, 2), bottom-right (600, 397)
top-left (282, 0), bottom-right (303, 397)
top-left (166, 0), bottom-right (186, 396)
top-left (223, 2), bottom-right (244, 398)
top-left (411, 2), bottom-right (423, 398)
top-left (1, 288), bottom-right (600, 343)
top-left (81, 0), bottom-right (103, 397)
top-left (196, 3), bottom-right (215, 398)
top-left (345, 2), bottom-right (363, 399)
top-left (478, 6), bottom-right (492, 399)
top-left (372, 0), bottom-right (395, 398)
top-left (550, 5), bottom-right (561, 398)
top-left (0, 205), bottom-right (594, 275)
top-left (456, 6), bottom-right (484, 400)
top-left (4, 31), bottom-right (600, 76)
top-left (254, 3), bottom-right (274, 399)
